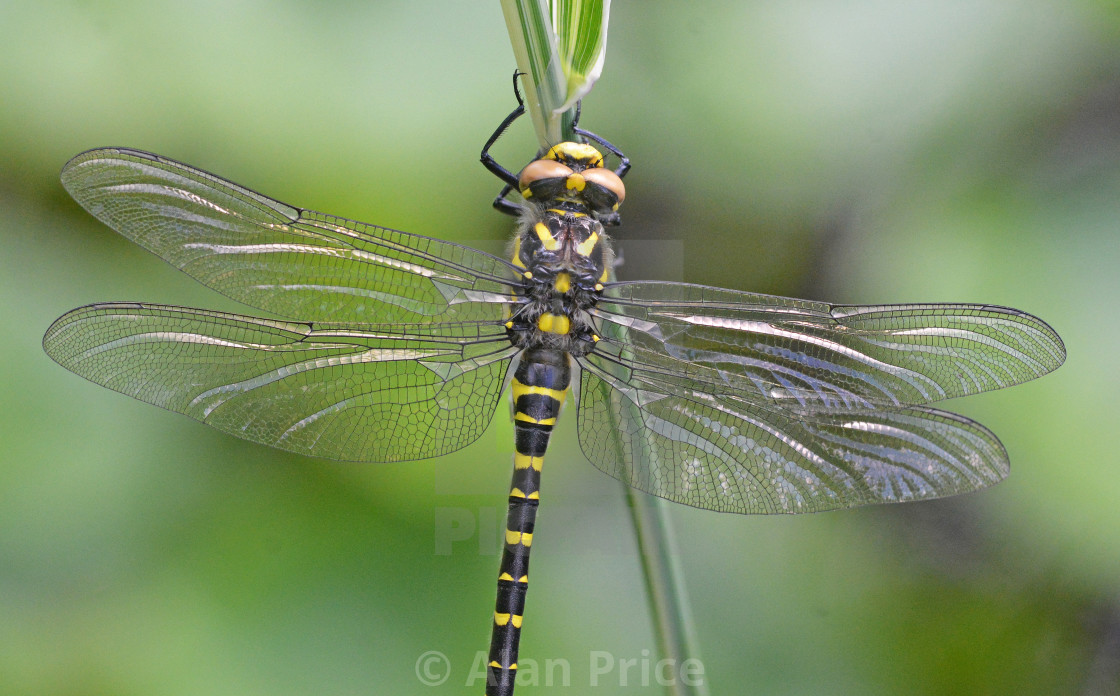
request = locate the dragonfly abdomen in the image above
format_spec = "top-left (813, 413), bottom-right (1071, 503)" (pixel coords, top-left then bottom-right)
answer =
top-left (487, 347), bottom-right (570, 696)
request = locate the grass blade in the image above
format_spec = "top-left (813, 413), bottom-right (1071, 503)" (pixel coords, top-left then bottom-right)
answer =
top-left (499, 0), bottom-right (610, 145)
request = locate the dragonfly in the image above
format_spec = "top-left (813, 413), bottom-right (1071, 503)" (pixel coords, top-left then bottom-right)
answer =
top-left (44, 99), bottom-right (1065, 696)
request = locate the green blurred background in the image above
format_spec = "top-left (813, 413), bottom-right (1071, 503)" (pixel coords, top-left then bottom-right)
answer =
top-left (1, 2), bottom-right (1116, 694)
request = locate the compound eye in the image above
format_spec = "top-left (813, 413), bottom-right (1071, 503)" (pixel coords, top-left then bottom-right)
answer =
top-left (581, 167), bottom-right (626, 205)
top-left (519, 159), bottom-right (574, 191)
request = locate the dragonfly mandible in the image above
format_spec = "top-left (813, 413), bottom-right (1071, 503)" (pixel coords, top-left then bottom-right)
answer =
top-left (43, 97), bottom-right (1065, 696)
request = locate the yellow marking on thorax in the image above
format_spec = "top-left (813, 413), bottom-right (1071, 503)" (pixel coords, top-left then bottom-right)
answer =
top-left (514, 412), bottom-right (556, 426)
top-left (600, 266), bottom-right (611, 283)
top-left (510, 235), bottom-right (525, 269)
top-left (537, 313), bottom-right (570, 335)
top-left (575, 230), bottom-right (600, 257)
top-left (534, 222), bottom-right (560, 251)
top-left (514, 453), bottom-right (544, 471)
top-left (553, 272), bottom-right (571, 293)
top-left (505, 530), bottom-right (533, 547)
top-left (546, 208), bottom-right (586, 218)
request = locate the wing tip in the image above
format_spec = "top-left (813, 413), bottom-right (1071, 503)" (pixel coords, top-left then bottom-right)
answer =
top-left (43, 302), bottom-right (145, 364)
top-left (977, 302), bottom-right (1068, 374)
top-left (61, 146), bottom-right (158, 177)
top-left (1034, 314), bottom-right (1067, 373)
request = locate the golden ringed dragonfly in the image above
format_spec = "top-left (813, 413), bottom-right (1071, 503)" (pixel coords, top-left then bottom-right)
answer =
top-left (44, 98), bottom-right (1065, 696)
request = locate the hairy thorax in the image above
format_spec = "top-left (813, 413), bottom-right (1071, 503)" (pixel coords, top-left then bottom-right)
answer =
top-left (505, 204), bottom-right (612, 356)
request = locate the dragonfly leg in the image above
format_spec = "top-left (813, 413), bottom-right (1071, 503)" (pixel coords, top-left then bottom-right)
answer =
top-left (572, 101), bottom-right (631, 178)
top-left (482, 71), bottom-right (529, 193)
top-left (492, 182), bottom-right (524, 217)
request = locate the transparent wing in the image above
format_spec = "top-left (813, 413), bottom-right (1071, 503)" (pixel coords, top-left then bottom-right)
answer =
top-left (578, 280), bottom-right (1065, 513)
top-left (61, 148), bottom-right (521, 323)
top-left (594, 281), bottom-right (1065, 412)
top-left (577, 352), bottom-right (1009, 514)
top-left (43, 303), bottom-right (517, 462)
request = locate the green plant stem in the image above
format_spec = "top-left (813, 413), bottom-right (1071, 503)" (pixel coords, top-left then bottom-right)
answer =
top-left (606, 256), bottom-right (708, 695)
top-left (624, 485), bottom-right (711, 696)
top-left (499, 0), bottom-right (570, 145)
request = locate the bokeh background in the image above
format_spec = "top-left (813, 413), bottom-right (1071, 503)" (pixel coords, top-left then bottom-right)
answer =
top-left (2, 2), bottom-right (1117, 695)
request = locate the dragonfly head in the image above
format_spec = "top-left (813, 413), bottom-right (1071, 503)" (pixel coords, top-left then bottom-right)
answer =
top-left (518, 142), bottom-right (625, 225)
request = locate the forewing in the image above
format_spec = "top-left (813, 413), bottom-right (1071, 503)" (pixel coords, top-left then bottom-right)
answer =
top-left (577, 352), bottom-right (1008, 514)
top-left (595, 281), bottom-right (1065, 412)
top-left (61, 148), bottom-right (520, 323)
top-left (43, 303), bottom-right (516, 462)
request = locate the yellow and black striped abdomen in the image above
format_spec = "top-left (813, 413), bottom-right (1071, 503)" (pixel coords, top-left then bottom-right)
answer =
top-left (487, 347), bottom-right (570, 696)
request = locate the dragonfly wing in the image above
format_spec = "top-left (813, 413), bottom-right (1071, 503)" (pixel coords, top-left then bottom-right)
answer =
top-left (44, 303), bottom-right (517, 462)
top-left (61, 148), bottom-right (520, 323)
top-left (576, 353), bottom-right (1008, 514)
top-left (595, 281), bottom-right (1065, 412)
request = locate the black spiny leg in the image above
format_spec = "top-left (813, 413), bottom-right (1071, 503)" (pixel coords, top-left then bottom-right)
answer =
top-left (571, 101), bottom-right (631, 178)
top-left (482, 72), bottom-right (530, 217)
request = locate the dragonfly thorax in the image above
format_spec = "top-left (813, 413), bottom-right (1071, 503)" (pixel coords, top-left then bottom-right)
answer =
top-left (517, 142), bottom-right (625, 226)
top-left (506, 207), bottom-right (611, 357)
